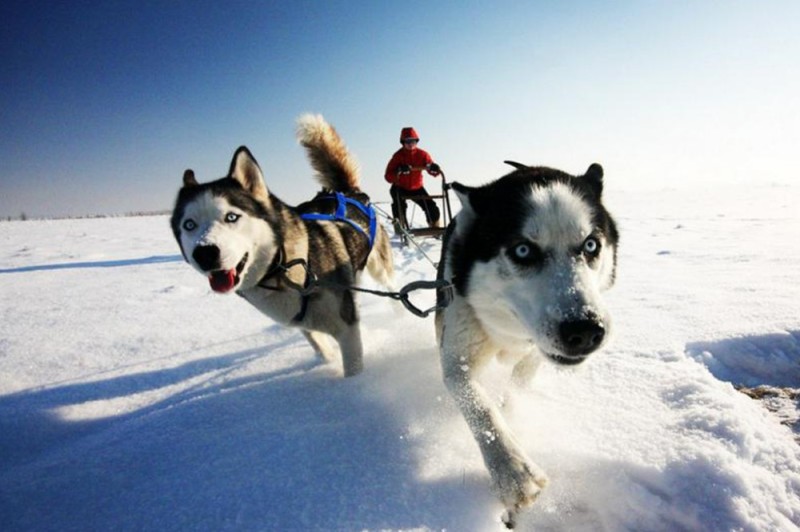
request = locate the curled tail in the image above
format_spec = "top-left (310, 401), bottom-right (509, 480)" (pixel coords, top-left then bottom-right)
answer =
top-left (296, 113), bottom-right (361, 192)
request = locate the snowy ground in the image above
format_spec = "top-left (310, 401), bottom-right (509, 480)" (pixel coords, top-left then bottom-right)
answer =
top-left (1, 185), bottom-right (799, 531)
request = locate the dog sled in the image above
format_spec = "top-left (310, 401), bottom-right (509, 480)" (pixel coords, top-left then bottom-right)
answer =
top-left (390, 169), bottom-right (455, 247)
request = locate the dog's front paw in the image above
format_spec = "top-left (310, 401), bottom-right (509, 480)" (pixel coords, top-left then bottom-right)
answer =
top-left (491, 455), bottom-right (549, 524)
top-left (510, 353), bottom-right (542, 390)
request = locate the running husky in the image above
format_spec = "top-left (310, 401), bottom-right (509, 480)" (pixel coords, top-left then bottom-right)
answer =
top-left (436, 161), bottom-right (618, 528)
top-left (171, 114), bottom-right (395, 377)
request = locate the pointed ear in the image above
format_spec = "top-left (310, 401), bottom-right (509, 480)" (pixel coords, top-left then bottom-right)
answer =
top-left (503, 160), bottom-right (529, 171)
top-left (582, 163), bottom-right (604, 197)
top-left (450, 182), bottom-right (478, 234)
top-left (452, 181), bottom-right (494, 215)
top-left (229, 146), bottom-right (269, 199)
top-left (450, 182), bottom-right (474, 209)
top-left (182, 169), bottom-right (198, 187)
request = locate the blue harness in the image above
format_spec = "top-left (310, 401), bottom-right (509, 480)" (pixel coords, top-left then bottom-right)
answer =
top-left (300, 192), bottom-right (377, 248)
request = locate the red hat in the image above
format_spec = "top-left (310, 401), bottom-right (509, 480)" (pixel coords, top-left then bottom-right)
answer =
top-left (400, 127), bottom-right (419, 143)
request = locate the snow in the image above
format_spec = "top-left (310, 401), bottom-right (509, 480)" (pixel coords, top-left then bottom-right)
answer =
top-left (1, 185), bottom-right (799, 531)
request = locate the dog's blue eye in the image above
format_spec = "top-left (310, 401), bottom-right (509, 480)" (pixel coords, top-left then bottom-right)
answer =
top-left (509, 242), bottom-right (543, 266)
top-left (514, 244), bottom-right (531, 258)
top-left (225, 213), bottom-right (241, 223)
top-left (583, 237), bottom-right (600, 256)
top-left (182, 219), bottom-right (197, 231)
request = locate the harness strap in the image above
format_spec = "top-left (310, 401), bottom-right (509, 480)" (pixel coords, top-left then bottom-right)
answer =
top-left (260, 255), bottom-right (453, 319)
top-left (256, 248), bottom-right (313, 323)
top-left (291, 266), bottom-right (312, 323)
top-left (300, 192), bottom-right (377, 248)
top-left (258, 247), bottom-right (287, 289)
top-left (253, 232), bottom-right (454, 320)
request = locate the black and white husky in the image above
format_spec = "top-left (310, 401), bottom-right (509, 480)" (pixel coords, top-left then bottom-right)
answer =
top-left (171, 114), bottom-right (395, 377)
top-left (436, 162), bottom-right (619, 528)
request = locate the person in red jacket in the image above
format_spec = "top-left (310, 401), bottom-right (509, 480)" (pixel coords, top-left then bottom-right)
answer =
top-left (384, 126), bottom-right (442, 231)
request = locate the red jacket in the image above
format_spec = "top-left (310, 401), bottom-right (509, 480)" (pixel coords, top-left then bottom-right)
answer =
top-left (384, 147), bottom-right (435, 190)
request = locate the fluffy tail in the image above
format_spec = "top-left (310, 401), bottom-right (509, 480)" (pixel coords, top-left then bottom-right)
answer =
top-left (296, 113), bottom-right (361, 192)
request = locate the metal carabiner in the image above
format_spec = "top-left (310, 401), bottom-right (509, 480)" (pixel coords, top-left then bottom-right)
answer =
top-left (397, 280), bottom-right (454, 318)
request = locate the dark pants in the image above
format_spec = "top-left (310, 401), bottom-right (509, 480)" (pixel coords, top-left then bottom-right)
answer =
top-left (390, 185), bottom-right (441, 227)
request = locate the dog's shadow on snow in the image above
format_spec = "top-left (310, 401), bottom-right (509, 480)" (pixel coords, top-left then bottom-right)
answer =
top-left (0, 329), bottom-right (491, 531)
top-left (0, 254), bottom-right (182, 274)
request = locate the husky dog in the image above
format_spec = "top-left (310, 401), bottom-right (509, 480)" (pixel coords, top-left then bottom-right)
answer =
top-left (171, 114), bottom-right (395, 377)
top-left (436, 162), bottom-right (618, 527)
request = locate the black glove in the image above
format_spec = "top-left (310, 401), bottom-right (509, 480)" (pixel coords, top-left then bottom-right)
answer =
top-left (397, 164), bottom-right (412, 175)
top-left (427, 163), bottom-right (441, 175)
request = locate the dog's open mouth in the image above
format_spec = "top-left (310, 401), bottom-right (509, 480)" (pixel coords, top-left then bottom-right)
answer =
top-left (546, 352), bottom-right (589, 366)
top-left (208, 253), bottom-right (248, 293)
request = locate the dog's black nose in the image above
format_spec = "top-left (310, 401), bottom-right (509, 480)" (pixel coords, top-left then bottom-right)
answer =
top-left (559, 319), bottom-right (605, 355)
top-left (192, 245), bottom-right (220, 271)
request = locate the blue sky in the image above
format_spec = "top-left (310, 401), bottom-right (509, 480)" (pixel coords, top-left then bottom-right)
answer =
top-left (2, 1), bottom-right (799, 218)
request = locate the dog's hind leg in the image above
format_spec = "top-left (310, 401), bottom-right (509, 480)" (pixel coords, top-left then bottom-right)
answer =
top-left (335, 324), bottom-right (364, 377)
top-left (366, 227), bottom-right (397, 291)
top-left (365, 228), bottom-right (404, 316)
top-left (326, 287), bottom-right (364, 377)
top-left (302, 330), bottom-right (338, 363)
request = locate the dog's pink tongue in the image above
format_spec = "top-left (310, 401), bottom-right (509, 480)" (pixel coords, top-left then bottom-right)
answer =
top-left (209, 269), bottom-right (236, 293)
